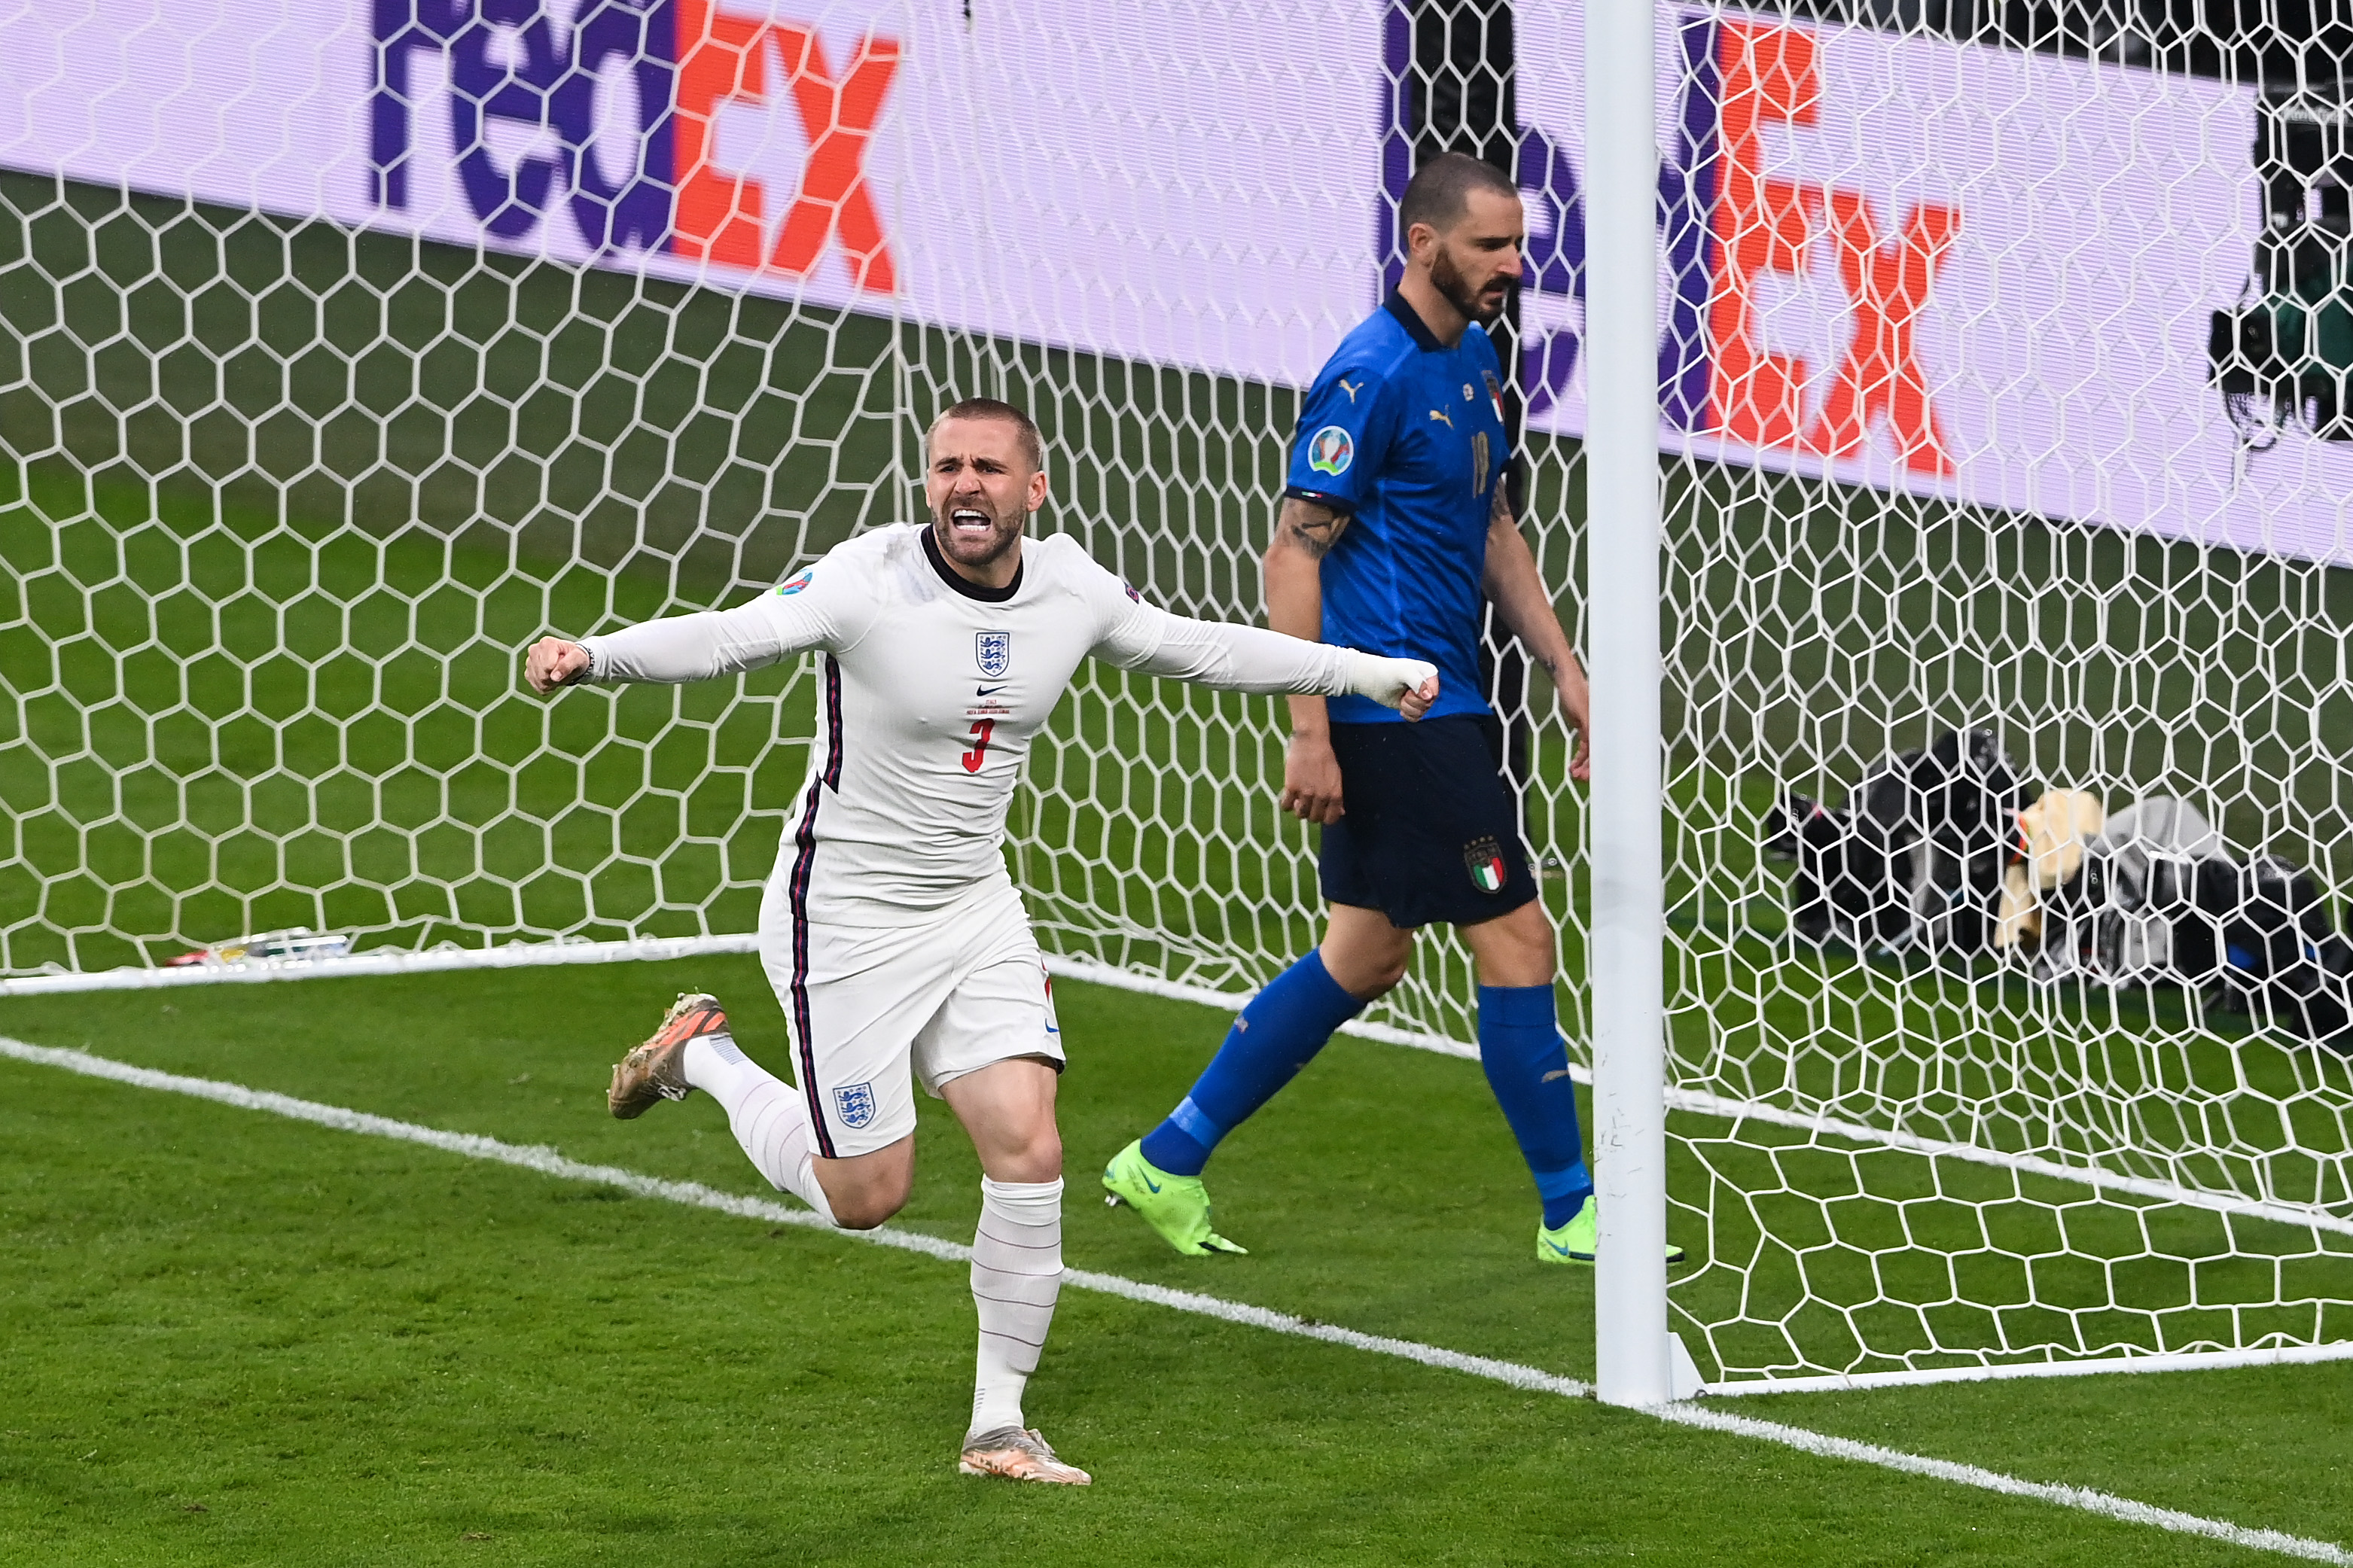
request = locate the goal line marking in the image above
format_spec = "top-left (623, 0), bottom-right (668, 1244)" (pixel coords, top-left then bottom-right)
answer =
top-left (4, 1034), bottom-right (2345, 1565)
top-left (15, 939), bottom-right (2351, 1249)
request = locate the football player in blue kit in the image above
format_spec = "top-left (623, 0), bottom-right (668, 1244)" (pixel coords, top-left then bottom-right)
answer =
top-left (1106, 151), bottom-right (1684, 1267)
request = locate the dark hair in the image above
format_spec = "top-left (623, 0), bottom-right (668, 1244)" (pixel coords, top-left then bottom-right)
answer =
top-left (1397, 151), bottom-right (1519, 238)
top-left (928, 397), bottom-right (1044, 471)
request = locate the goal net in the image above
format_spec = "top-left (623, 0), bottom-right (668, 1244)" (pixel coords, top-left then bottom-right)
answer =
top-left (3, 0), bottom-right (2350, 1390)
top-left (1624, 3), bottom-right (2353, 1384)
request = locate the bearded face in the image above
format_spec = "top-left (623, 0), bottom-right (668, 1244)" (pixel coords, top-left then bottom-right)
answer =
top-left (931, 478), bottom-right (1026, 573)
top-left (925, 417), bottom-right (1047, 579)
top-left (1431, 241), bottom-right (1514, 324)
top-left (1416, 186), bottom-right (1525, 326)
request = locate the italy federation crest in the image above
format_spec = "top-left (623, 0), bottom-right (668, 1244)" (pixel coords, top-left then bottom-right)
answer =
top-left (833, 1081), bottom-right (877, 1130)
top-left (1464, 836), bottom-right (1508, 894)
top-left (976, 631), bottom-right (1013, 677)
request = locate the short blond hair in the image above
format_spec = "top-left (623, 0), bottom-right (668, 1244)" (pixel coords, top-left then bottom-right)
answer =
top-left (927, 397), bottom-right (1044, 471)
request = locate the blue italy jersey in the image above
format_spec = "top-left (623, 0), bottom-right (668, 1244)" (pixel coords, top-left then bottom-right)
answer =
top-left (1283, 291), bottom-right (1510, 724)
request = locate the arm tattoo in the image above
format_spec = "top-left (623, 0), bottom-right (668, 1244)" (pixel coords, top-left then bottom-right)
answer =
top-left (1282, 504), bottom-right (1349, 559)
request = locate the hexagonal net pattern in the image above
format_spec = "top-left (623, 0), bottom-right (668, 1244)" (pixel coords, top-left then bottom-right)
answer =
top-left (2, 0), bottom-right (2351, 1389)
top-left (1638, 6), bottom-right (2353, 1383)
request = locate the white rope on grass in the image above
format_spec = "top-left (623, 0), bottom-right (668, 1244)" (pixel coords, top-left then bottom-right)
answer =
top-left (1700, 1338), bottom-right (2353, 1396)
top-left (3, 1033), bottom-right (2347, 1565)
top-left (0, 933), bottom-right (765, 999)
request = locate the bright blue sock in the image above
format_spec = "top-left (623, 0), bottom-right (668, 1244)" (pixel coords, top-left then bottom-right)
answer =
top-left (1139, 951), bottom-right (1367, 1177)
top-left (1477, 984), bottom-right (1594, 1228)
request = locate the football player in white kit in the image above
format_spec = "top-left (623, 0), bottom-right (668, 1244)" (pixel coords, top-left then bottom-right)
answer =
top-left (522, 400), bottom-right (1437, 1486)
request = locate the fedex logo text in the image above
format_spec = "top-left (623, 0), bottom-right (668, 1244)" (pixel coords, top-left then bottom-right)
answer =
top-left (1492, 12), bottom-right (1967, 476)
top-left (670, 2), bottom-right (898, 288)
top-left (368, 0), bottom-right (901, 291)
top-left (1697, 20), bottom-right (1960, 476)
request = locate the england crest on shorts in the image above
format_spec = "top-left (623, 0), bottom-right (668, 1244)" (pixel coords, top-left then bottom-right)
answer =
top-left (834, 1081), bottom-right (876, 1129)
top-left (976, 631), bottom-right (1013, 677)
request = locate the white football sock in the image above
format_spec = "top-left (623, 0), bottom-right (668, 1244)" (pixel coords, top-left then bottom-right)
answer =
top-left (683, 1034), bottom-right (837, 1226)
top-left (968, 1176), bottom-right (1065, 1439)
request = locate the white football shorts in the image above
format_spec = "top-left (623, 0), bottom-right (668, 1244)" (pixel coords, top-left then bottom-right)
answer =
top-left (756, 872), bottom-right (1064, 1158)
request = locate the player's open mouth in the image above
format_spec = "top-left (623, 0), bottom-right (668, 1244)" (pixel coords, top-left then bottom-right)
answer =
top-left (949, 507), bottom-right (992, 535)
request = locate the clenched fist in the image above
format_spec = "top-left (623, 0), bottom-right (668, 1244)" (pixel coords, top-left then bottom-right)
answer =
top-left (1341, 653), bottom-right (1440, 721)
top-left (524, 637), bottom-right (591, 694)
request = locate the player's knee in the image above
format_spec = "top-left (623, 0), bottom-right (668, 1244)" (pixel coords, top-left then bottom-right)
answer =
top-left (820, 1159), bottom-right (916, 1229)
top-left (1320, 927), bottom-right (1413, 998)
top-left (828, 1188), bottom-right (910, 1230)
top-left (992, 1126), bottom-right (1062, 1185)
top-left (1352, 955), bottom-right (1408, 997)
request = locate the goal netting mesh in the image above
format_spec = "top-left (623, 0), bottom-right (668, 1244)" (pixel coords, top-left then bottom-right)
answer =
top-left (4, 0), bottom-right (2350, 1387)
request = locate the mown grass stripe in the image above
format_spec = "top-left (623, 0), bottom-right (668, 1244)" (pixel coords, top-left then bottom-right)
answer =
top-left (4, 1033), bottom-right (2344, 1564)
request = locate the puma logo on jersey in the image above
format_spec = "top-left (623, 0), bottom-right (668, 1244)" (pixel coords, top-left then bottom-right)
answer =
top-left (1337, 377), bottom-right (1363, 403)
top-left (1428, 408), bottom-right (1453, 428)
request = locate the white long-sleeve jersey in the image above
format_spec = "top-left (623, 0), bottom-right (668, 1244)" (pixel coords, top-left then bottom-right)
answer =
top-left (577, 523), bottom-right (1400, 927)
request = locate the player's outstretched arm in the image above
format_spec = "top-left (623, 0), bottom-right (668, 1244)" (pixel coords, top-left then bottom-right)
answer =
top-left (1084, 525), bottom-right (1436, 719)
top-left (1096, 602), bottom-right (1435, 715)
top-left (521, 565), bottom-right (860, 696)
top-left (1482, 489), bottom-right (1591, 781)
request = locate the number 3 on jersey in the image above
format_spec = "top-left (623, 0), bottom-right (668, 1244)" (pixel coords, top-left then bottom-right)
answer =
top-left (960, 718), bottom-right (995, 772)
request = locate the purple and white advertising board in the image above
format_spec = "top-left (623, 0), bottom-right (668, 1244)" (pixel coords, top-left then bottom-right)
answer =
top-left (0, 0), bottom-right (1383, 390)
top-left (1, 1), bottom-right (2345, 565)
top-left (1507, 6), bottom-right (2351, 566)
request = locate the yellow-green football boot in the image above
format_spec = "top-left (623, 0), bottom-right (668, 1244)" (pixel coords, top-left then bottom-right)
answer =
top-left (1102, 1139), bottom-right (1247, 1256)
top-left (1538, 1196), bottom-right (1688, 1265)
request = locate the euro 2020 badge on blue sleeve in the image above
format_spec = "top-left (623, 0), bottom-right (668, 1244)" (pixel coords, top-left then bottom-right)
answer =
top-left (1307, 425), bottom-right (1353, 476)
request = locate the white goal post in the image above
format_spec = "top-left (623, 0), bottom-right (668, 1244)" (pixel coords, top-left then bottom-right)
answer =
top-left (5, 0), bottom-right (2353, 1397)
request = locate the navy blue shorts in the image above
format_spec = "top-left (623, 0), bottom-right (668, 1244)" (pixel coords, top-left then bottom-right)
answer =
top-left (1318, 714), bottom-right (1539, 930)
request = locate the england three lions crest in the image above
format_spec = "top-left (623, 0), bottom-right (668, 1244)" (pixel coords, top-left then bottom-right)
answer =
top-left (976, 632), bottom-right (1013, 677)
top-left (833, 1081), bottom-right (877, 1130)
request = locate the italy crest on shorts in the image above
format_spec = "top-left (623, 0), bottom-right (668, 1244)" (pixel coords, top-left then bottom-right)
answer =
top-left (1464, 836), bottom-right (1507, 894)
top-left (976, 631), bottom-right (1012, 677)
top-left (833, 1081), bottom-right (877, 1129)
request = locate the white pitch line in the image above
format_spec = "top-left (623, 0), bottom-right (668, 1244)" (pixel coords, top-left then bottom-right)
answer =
top-left (2, 1035), bottom-right (2345, 1563)
top-left (0, 1037), bottom-right (1586, 1399)
top-left (1657, 1404), bottom-right (2353, 1564)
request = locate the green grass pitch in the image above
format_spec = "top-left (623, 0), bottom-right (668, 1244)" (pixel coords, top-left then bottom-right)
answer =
top-left (13, 439), bottom-right (2353, 1381)
top-left (10, 169), bottom-right (2353, 1556)
top-left (4, 960), bottom-right (2351, 1565)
